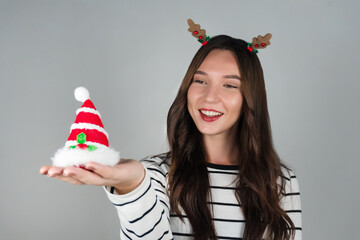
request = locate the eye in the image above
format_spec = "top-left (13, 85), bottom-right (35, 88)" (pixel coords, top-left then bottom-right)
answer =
top-left (224, 83), bottom-right (239, 89)
top-left (193, 79), bottom-right (206, 84)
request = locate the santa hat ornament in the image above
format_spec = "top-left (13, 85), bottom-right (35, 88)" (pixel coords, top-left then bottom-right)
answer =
top-left (51, 87), bottom-right (120, 167)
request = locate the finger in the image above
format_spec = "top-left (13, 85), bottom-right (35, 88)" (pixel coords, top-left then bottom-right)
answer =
top-left (40, 165), bottom-right (52, 175)
top-left (63, 166), bottom-right (106, 186)
top-left (47, 166), bottom-right (65, 177)
top-left (84, 162), bottom-right (115, 178)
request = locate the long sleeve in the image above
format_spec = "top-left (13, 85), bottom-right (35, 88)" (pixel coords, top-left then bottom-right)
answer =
top-left (281, 170), bottom-right (302, 240)
top-left (104, 155), bottom-right (172, 240)
top-left (105, 156), bottom-right (303, 239)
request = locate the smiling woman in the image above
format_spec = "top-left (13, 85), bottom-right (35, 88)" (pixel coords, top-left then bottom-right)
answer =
top-left (40, 22), bottom-right (302, 240)
top-left (165, 34), bottom-right (302, 240)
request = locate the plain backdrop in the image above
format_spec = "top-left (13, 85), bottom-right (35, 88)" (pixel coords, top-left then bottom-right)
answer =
top-left (1, 0), bottom-right (359, 239)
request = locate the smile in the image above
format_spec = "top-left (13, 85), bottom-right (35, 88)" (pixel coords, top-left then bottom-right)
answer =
top-left (199, 109), bottom-right (224, 116)
top-left (199, 109), bottom-right (224, 122)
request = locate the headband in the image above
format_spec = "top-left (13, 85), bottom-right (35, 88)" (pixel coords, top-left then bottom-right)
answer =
top-left (187, 18), bottom-right (272, 53)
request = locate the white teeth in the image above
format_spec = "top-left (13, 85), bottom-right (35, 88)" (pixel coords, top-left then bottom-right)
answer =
top-left (200, 110), bottom-right (223, 116)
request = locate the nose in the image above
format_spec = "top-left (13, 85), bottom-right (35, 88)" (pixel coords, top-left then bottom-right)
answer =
top-left (204, 84), bottom-right (220, 103)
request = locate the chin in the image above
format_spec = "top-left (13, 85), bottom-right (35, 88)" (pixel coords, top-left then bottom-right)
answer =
top-left (197, 127), bottom-right (225, 136)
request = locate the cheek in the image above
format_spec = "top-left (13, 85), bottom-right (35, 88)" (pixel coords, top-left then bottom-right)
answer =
top-left (226, 94), bottom-right (243, 114)
top-left (187, 85), bottom-right (200, 106)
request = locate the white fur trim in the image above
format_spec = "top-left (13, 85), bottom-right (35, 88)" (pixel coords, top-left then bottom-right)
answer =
top-left (52, 147), bottom-right (120, 167)
top-left (70, 123), bottom-right (109, 138)
top-left (65, 140), bottom-right (107, 149)
top-left (75, 107), bottom-right (102, 118)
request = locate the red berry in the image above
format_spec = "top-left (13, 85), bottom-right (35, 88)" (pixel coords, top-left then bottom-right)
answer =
top-left (261, 43), bottom-right (266, 47)
top-left (194, 31), bottom-right (198, 35)
top-left (199, 36), bottom-right (203, 39)
top-left (255, 44), bottom-right (259, 48)
top-left (77, 144), bottom-right (88, 149)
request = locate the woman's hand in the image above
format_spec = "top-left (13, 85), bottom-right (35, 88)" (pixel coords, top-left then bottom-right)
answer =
top-left (39, 159), bottom-right (145, 194)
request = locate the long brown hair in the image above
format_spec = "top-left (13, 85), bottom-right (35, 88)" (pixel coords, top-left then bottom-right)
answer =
top-left (167, 35), bottom-right (295, 240)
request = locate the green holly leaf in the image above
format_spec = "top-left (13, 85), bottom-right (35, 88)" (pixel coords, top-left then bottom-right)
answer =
top-left (77, 132), bottom-right (86, 144)
top-left (87, 145), bottom-right (97, 151)
top-left (69, 145), bottom-right (76, 149)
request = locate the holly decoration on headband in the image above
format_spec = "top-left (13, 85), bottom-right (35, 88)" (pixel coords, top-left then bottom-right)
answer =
top-left (69, 132), bottom-right (98, 151)
top-left (247, 33), bottom-right (272, 53)
top-left (187, 19), bottom-right (210, 46)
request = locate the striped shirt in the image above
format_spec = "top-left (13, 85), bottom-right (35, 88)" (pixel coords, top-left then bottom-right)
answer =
top-left (105, 154), bottom-right (302, 240)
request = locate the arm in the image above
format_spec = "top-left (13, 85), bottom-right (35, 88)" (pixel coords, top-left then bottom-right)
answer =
top-left (40, 157), bottom-right (173, 239)
top-left (103, 156), bottom-right (173, 240)
top-left (281, 170), bottom-right (302, 240)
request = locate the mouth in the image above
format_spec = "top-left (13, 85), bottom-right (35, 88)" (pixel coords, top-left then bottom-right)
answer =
top-left (198, 109), bottom-right (224, 122)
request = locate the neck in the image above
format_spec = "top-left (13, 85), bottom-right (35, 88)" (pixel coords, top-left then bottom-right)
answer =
top-left (203, 127), bottom-right (239, 165)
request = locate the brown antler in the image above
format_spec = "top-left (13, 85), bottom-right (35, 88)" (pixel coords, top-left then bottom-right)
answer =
top-left (251, 33), bottom-right (272, 49)
top-left (187, 19), bottom-right (207, 41)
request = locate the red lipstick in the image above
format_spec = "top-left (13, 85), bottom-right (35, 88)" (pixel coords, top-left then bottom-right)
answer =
top-left (199, 109), bottom-right (223, 122)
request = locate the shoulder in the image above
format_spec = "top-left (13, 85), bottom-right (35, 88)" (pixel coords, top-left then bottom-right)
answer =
top-left (280, 165), bottom-right (300, 195)
top-left (280, 165), bottom-right (297, 183)
top-left (279, 165), bottom-right (301, 212)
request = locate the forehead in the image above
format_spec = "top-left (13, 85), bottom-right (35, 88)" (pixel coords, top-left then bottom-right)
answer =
top-left (197, 49), bottom-right (240, 75)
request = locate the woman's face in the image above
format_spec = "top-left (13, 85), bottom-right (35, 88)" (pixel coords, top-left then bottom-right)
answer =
top-left (187, 49), bottom-right (243, 138)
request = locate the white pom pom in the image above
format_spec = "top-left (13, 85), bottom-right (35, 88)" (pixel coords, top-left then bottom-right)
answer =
top-left (74, 87), bottom-right (90, 102)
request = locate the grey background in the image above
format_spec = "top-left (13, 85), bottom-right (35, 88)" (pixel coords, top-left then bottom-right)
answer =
top-left (1, 0), bottom-right (359, 239)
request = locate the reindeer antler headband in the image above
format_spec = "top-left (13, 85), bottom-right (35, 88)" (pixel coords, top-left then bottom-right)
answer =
top-left (187, 19), bottom-right (210, 46)
top-left (187, 18), bottom-right (272, 53)
top-left (246, 33), bottom-right (272, 53)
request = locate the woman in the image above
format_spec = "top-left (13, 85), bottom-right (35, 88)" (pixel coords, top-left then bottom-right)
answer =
top-left (41, 34), bottom-right (302, 239)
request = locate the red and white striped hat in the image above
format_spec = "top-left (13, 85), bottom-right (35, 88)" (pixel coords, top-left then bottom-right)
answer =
top-left (51, 87), bottom-right (120, 167)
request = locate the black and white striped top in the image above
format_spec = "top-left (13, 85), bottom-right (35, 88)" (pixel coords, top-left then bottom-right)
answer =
top-left (105, 154), bottom-right (302, 240)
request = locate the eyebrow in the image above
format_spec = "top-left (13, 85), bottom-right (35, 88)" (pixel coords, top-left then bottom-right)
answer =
top-left (194, 70), bottom-right (241, 81)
